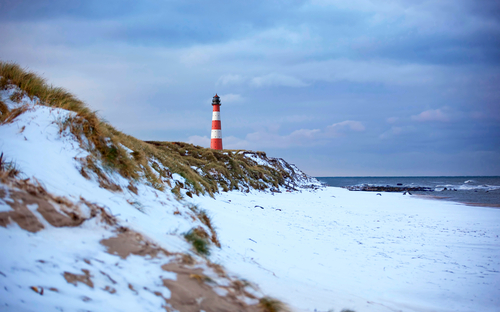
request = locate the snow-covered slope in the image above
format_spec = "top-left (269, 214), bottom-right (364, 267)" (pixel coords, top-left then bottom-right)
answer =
top-left (1, 80), bottom-right (500, 312)
top-left (241, 152), bottom-right (320, 190)
top-left (0, 86), bottom-right (287, 311)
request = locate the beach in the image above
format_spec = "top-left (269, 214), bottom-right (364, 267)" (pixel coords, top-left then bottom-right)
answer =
top-left (1, 87), bottom-right (499, 311)
top-left (193, 186), bottom-right (500, 312)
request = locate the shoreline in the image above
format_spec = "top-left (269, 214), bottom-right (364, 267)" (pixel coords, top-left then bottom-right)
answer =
top-left (412, 193), bottom-right (500, 208)
top-left (324, 186), bottom-right (500, 208)
top-left (318, 176), bottom-right (500, 209)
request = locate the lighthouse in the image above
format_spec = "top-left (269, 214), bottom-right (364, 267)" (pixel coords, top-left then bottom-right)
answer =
top-left (210, 94), bottom-right (223, 150)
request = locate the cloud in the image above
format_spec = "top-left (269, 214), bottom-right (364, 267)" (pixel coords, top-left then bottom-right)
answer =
top-left (187, 135), bottom-right (210, 148)
top-left (224, 120), bottom-right (364, 149)
top-left (292, 59), bottom-right (445, 86)
top-left (1, 0), bottom-right (499, 175)
top-left (379, 126), bottom-right (414, 139)
top-left (218, 93), bottom-right (244, 104)
top-left (179, 48), bottom-right (211, 66)
top-left (389, 126), bottom-right (403, 135)
top-left (386, 117), bottom-right (399, 124)
top-left (224, 136), bottom-right (251, 150)
top-left (225, 128), bottom-right (322, 149)
top-left (243, 128), bottom-right (323, 149)
top-left (325, 120), bottom-right (366, 137)
top-left (250, 73), bottom-right (308, 88)
top-left (411, 108), bottom-right (450, 122)
top-left (216, 74), bottom-right (245, 86)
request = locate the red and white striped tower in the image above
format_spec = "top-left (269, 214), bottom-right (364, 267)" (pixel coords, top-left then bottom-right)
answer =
top-left (210, 94), bottom-right (223, 150)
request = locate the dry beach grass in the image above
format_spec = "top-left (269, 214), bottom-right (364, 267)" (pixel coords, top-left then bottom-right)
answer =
top-left (0, 61), bottom-right (294, 311)
top-left (0, 152), bottom-right (287, 312)
top-left (0, 61), bottom-right (298, 198)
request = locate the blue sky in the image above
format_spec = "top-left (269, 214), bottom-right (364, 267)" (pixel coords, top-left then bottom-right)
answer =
top-left (1, 0), bottom-right (499, 176)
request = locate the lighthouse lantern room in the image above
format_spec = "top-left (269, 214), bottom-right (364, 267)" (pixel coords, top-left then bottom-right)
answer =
top-left (210, 94), bottom-right (223, 150)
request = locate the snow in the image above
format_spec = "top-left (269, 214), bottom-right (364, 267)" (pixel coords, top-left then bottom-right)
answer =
top-left (245, 153), bottom-right (269, 167)
top-left (1, 88), bottom-right (500, 311)
top-left (242, 152), bottom-right (322, 190)
top-left (192, 187), bottom-right (500, 312)
top-left (0, 98), bottom-right (195, 253)
top-left (0, 221), bottom-right (174, 312)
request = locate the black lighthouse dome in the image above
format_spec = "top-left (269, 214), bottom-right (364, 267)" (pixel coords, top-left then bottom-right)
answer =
top-left (212, 94), bottom-right (221, 105)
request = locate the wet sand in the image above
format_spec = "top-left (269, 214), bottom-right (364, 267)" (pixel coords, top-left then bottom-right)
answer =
top-left (414, 193), bottom-right (500, 208)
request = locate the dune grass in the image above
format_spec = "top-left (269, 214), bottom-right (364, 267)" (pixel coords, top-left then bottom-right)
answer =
top-left (187, 204), bottom-right (220, 247)
top-left (0, 152), bottom-right (21, 179)
top-left (0, 61), bottom-right (296, 197)
top-left (184, 228), bottom-right (211, 256)
top-left (0, 99), bottom-right (8, 117)
top-left (145, 141), bottom-right (292, 194)
top-left (0, 61), bottom-right (141, 181)
top-left (259, 297), bottom-right (289, 312)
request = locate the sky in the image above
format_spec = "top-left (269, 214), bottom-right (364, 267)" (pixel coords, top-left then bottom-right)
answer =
top-left (1, 0), bottom-right (499, 176)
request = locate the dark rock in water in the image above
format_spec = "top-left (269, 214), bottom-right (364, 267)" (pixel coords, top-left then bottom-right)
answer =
top-left (344, 185), bottom-right (433, 192)
top-left (397, 183), bottom-right (403, 186)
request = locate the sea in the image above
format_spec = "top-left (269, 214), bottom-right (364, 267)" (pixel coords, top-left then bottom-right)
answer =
top-left (316, 176), bottom-right (500, 207)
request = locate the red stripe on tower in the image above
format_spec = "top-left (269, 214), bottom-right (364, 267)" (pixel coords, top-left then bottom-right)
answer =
top-left (210, 94), bottom-right (223, 150)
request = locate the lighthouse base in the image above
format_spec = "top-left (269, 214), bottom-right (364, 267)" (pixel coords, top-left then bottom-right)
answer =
top-left (211, 138), bottom-right (223, 150)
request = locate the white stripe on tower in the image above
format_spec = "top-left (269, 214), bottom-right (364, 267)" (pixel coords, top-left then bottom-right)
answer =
top-left (211, 129), bottom-right (222, 138)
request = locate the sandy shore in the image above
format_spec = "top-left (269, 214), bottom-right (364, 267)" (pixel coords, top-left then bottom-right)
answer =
top-left (414, 193), bottom-right (500, 208)
top-left (194, 186), bottom-right (500, 312)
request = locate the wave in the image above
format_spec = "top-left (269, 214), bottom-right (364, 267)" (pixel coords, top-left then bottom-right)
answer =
top-left (349, 183), bottom-right (500, 192)
top-left (457, 184), bottom-right (500, 191)
top-left (433, 184), bottom-right (500, 191)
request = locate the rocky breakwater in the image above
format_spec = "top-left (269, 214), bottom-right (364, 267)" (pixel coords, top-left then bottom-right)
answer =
top-left (344, 185), bottom-right (434, 193)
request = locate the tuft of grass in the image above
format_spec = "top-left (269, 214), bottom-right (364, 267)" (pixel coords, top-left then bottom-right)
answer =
top-left (197, 209), bottom-right (221, 247)
top-left (189, 273), bottom-right (212, 283)
top-left (0, 99), bottom-right (8, 117)
top-left (0, 104), bottom-right (30, 124)
top-left (188, 205), bottom-right (221, 248)
top-left (180, 253), bottom-right (195, 265)
top-left (171, 184), bottom-right (182, 199)
top-left (0, 152), bottom-right (21, 179)
top-left (207, 261), bottom-right (227, 277)
top-left (259, 297), bottom-right (288, 312)
top-left (184, 228), bottom-right (210, 256)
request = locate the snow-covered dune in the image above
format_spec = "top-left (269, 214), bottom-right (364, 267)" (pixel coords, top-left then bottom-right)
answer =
top-left (1, 80), bottom-right (500, 312)
top-left (0, 86), bottom-right (277, 311)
